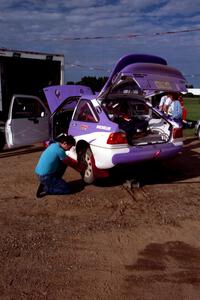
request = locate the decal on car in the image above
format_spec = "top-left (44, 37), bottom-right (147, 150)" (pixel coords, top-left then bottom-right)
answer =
top-left (80, 124), bottom-right (89, 130)
top-left (96, 125), bottom-right (111, 131)
top-left (155, 80), bottom-right (172, 90)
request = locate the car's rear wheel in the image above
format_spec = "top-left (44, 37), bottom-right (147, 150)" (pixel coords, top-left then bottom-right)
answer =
top-left (81, 147), bottom-right (95, 184)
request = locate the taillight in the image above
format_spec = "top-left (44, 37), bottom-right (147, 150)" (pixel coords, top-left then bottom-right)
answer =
top-left (107, 132), bottom-right (128, 144)
top-left (173, 128), bottom-right (183, 139)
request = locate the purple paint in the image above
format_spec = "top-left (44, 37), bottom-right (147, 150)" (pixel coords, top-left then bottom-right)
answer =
top-left (44, 85), bottom-right (94, 113)
top-left (112, 143), bottom-right (182, 165)
top-left (99, 54), bottom-right (167, 95)
top-left (98, 54), bottom-right (187, 97)
top-left (68, 109), bottom-right (118, 137)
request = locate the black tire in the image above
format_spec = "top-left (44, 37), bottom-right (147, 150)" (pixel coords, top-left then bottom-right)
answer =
top-left (197, 127), bottom-right (200, 140)
top-left (81, 148), bottom-right (95, 184)
top-left (0, 131), bottom-right (5, 151)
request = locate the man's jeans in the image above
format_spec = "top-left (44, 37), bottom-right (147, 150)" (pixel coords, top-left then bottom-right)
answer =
top-left (38, 164), bottom-right (70, 195)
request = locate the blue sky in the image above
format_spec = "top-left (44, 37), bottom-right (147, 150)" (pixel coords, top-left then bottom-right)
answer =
top-left (0, 0), bottom-right (200, 86)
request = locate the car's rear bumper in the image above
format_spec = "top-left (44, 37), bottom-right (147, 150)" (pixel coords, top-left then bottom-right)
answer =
top-left (91, 142), bottom-right (183, 169)
top-left (112, 142), bottom-right (182, 165)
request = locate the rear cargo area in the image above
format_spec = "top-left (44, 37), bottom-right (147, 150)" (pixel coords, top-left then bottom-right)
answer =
top-left (102, 97), bottom-right (172, 146)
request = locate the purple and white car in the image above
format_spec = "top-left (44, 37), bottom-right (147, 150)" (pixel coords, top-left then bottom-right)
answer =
top-left (44, 54), bottom-right (187, 183)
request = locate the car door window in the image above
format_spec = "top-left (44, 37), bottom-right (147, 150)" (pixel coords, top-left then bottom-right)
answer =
top-left (73, 100), bottom-right (98, 122)
top-left (12, 97), bottom-right (45, 119)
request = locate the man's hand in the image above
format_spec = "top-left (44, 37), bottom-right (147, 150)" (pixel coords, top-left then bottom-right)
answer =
top-left (79, 160), bottom-right (88, 174)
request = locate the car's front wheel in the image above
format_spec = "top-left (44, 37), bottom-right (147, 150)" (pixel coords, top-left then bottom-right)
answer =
top-left (81, 147), bottom-right (96, 184)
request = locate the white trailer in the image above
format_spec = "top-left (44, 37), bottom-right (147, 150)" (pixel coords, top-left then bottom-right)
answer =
top-left (0, 48), bottom-right (64, 150)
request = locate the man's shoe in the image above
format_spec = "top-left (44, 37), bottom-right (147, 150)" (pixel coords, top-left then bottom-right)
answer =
top-left (36, 184), bottom-right (48, 198)
top-left (37, 190), bottom-right (48, 198)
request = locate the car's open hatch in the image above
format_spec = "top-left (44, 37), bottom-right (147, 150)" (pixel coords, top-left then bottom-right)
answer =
top-left (98, 54), bottom-right (187, 98)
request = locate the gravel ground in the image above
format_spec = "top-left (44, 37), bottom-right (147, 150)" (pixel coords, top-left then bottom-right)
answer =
top-left (0, 137), bottom-right (200, 299)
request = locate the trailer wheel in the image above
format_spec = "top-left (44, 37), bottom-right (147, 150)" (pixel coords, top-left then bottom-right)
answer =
top-left (0, 132), bottom-right (5, 151)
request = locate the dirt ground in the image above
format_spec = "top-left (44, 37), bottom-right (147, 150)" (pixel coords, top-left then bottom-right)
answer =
top-left (0, 137), bottom-right (200, 300)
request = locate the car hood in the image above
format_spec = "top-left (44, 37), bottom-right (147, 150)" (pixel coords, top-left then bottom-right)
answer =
top-left (98, 54), bottom-right (187, 98)
top-left (43, 85), bottom-right (94, 113)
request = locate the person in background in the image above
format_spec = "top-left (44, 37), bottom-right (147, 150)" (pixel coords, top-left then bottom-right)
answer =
top-left (162, 94), bottom-right (173, 114)
top-left (167, 93), bottom-right (183, 121)
top-left (35, 134), bottom-right (85, 198)
top-left (159, 94), bottom-right (169, 112)
top-left (178, 95), bottom-right (187, 122)
top-left (178, 95), bottom-right (196, 128)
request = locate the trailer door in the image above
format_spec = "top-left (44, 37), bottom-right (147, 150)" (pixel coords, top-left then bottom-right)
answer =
top-left (5, 95), bottom-right (50, 148)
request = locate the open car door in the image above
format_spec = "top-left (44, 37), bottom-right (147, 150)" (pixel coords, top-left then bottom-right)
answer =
top-left (5, 95), bottom-right (50, 148)
top-left (43, 85), bottom-right (94, 113)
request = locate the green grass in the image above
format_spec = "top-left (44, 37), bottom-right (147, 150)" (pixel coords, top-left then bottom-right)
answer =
top-left (182, 97), bottom-right (200, 137)
top-left (183, 97), bottom-right (200, 120)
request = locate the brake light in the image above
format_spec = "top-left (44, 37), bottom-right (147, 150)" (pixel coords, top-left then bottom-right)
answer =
top-left (107, 132), bottom-right (128, 144)
top-left (173, 128), bottom-right (183, 139)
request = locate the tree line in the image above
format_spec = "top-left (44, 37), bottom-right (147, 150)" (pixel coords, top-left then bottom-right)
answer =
top-left (66, 76), bottom-right (108, 93)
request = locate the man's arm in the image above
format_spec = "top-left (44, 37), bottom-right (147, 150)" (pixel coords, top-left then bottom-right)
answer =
top-left (163, 97), bottom-right (172, 114)
top-left (62, 156), bottom-right (86, 173)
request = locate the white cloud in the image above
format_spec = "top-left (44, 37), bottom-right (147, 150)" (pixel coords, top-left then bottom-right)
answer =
top-left (0, 0), bottom-right (199, 86)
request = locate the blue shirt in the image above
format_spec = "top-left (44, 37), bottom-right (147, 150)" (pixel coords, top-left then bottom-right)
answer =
top-left (170, 100), bottom-right (182, 120)
top-left (35, 142), bottom-right (67, 176)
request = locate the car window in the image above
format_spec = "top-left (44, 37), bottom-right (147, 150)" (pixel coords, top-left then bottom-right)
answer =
top-left (111, 81), bottom-right (141, 95)
top-left (12, 97), bottom-right (45, 119)
top-left (102, 97), bottom-right (150, 121)
top-left (73, 100), bottom-right (98, 122)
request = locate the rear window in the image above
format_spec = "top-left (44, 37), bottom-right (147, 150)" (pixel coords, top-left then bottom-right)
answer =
top-left (110, 81), bottom-right (141, 95)
top-left (101, 97), bottom-right (150, 121)
top-left (73, 100), bottom-right (99, 122)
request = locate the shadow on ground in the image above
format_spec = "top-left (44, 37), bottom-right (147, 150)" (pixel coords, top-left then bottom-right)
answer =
top-left (125, 241), bottom-right (200, 285)
top-left (96, 137), bottom-right (200, 187)
top-left (69, 179), bottom-right (85, 194)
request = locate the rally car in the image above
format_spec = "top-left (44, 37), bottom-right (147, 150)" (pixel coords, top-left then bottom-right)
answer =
top-left (44, 54), bottom-right (187, 183)
top-left (5, 54), bottom-right (187, 183)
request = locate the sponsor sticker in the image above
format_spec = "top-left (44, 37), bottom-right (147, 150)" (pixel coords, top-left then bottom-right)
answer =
top-left (80, 124), bottom-right (88, 130)
top-left (96, 125), bottom-right (111, 131)
top-left (155, 80), bottom-right (172, 90)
